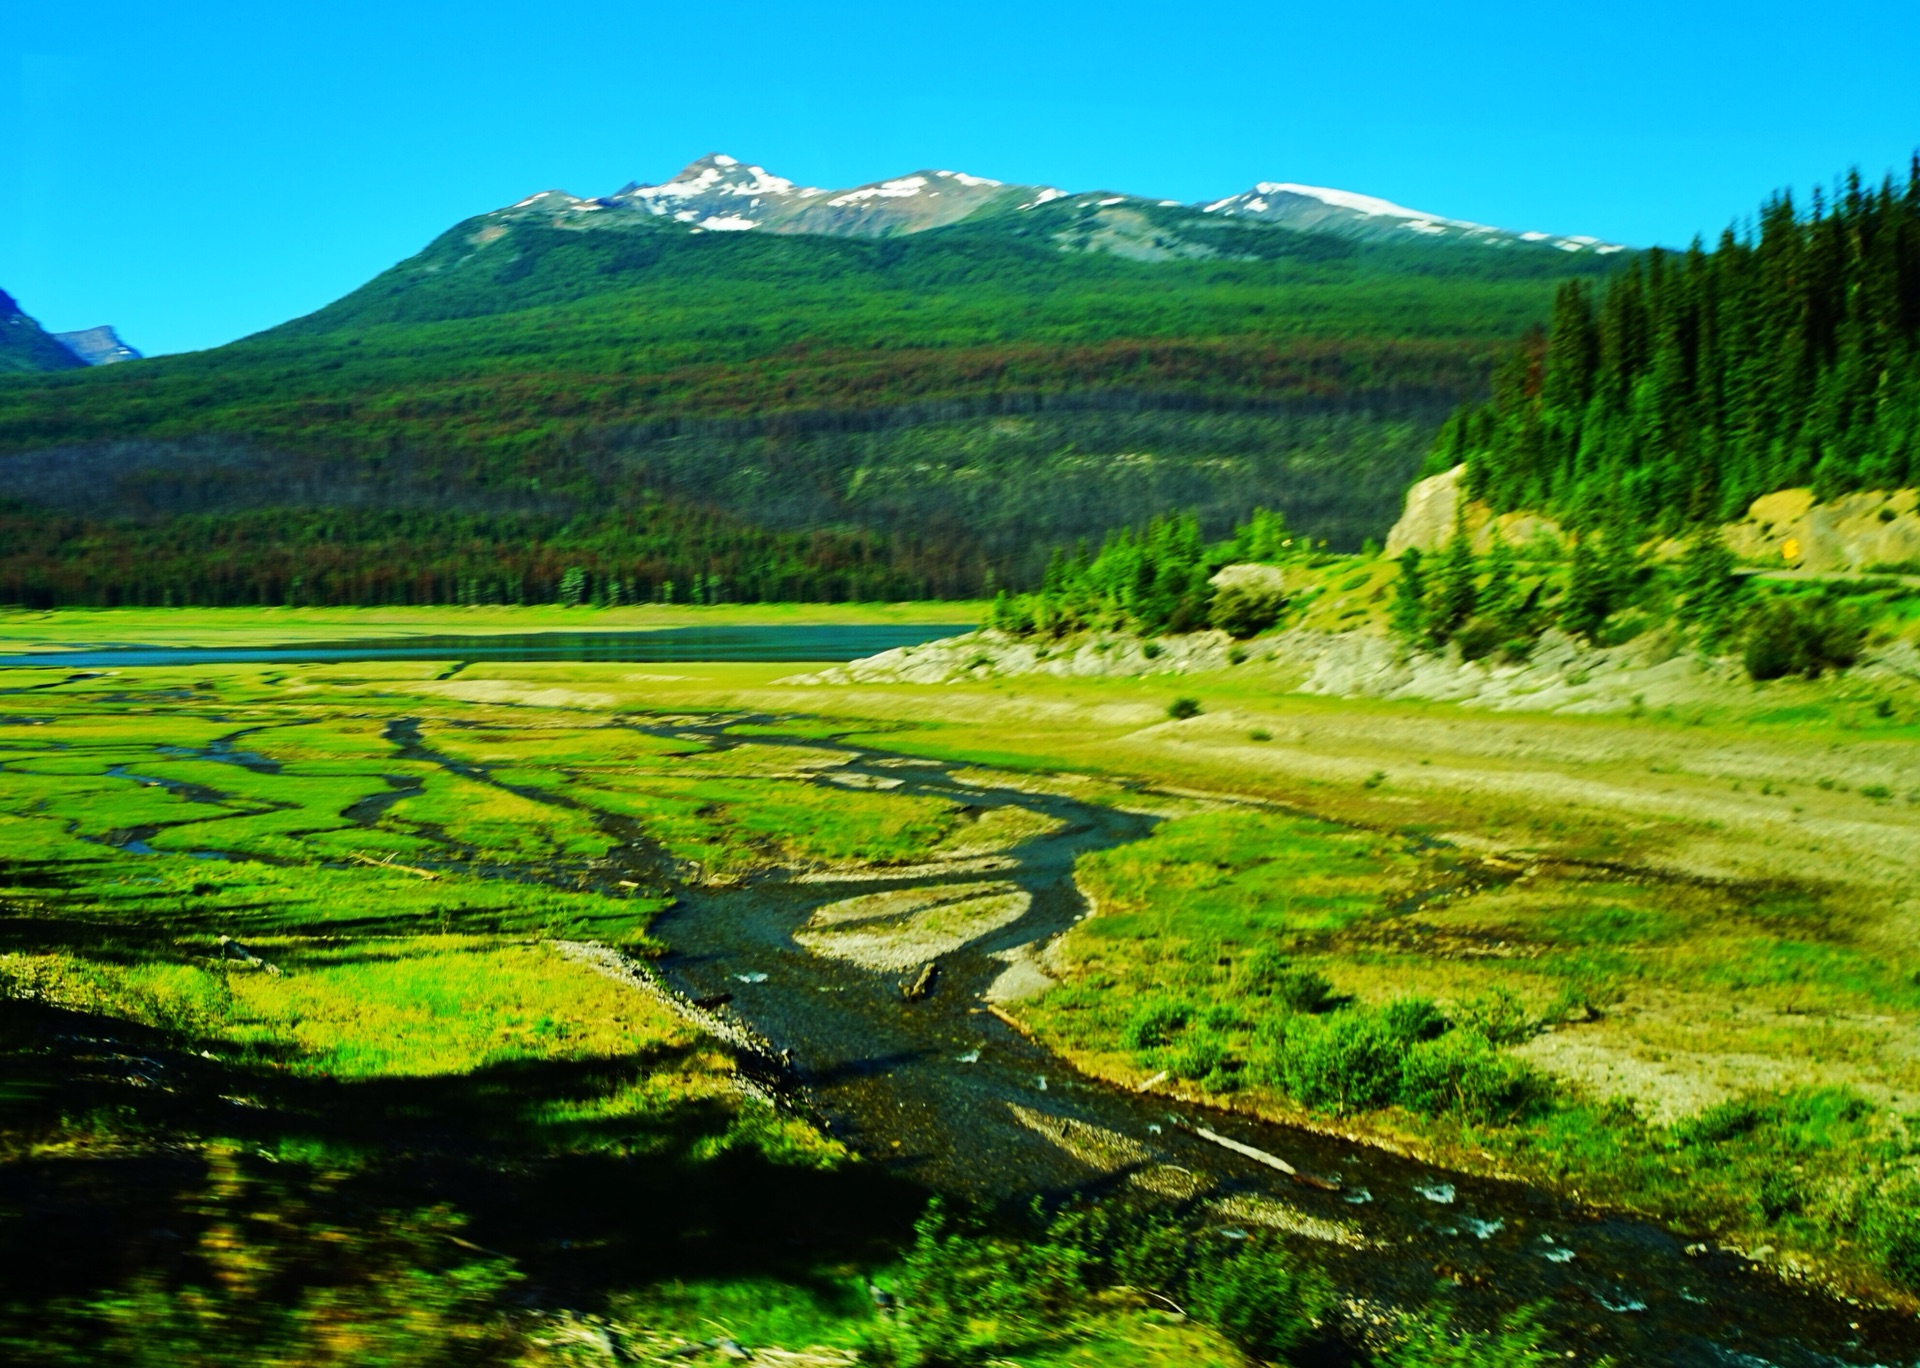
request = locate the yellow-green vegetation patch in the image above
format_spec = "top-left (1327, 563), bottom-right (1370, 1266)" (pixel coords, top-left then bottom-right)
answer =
top-left (381, 771), bottom-right (610, 860)
top-left (224, 938), bottom-right (709, 1078)
top-left (420, 721), bottom-right (695, 767)
top-left (572, 770), bottom-right (962, 874)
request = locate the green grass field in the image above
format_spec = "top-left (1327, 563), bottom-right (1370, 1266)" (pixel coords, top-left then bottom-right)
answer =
top-left (4, 623), bottom-right (1920, 1361)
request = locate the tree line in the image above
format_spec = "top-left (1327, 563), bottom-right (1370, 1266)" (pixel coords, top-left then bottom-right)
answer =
top-left (0, 504), bottom-right (950, 609)
top-left (1438, 155), bottom-right (1920, 530)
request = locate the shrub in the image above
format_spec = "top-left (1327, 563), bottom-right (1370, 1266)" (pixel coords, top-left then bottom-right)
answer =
top-left (1167, 1033), bottom-right (1230, 1082)
top-left (1278, 999), bottom-right (1455, 1114)
top-left (1742, 596), bottom-right (1869, 680)
top-left (1378, 1301), bottom-right (1562, 1367)
top-left (1279, 1011), bottom-right (1406, 1112)
top-left (1184, 1241), bottom-right (1331, 1362)
top-left (1399, 1031), bottom-right (1540, 1123)
top-left (1242, 948), bottom-right (1333, 1014)
top-left (1210, 582), bottom-right (1287, 639)
top-left (1122, 999), bottom-right (1190, 1049)
top-left (1454, 614), bottom-right (1506, 662)
top-left (1167, 696), bottom-right (1201, 720)
top-left (1452, 988), bottom-right (1535, 1045)
top-left (1859, 1184), bottom-right (1920, 1291)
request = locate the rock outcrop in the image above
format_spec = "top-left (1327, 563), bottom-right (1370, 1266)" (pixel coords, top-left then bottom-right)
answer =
top-left (1722, 487), bottom-right (1920, 573)
top-left (53, 325), bottom-right (141, 366)
top-left (1383, 464), bottom-right (1564, 556)
top-left (782, 629), bottom-right (1242, 685)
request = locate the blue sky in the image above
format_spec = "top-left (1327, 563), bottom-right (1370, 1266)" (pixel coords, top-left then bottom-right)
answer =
top-left (4, 0), bottom-right (1915, 356)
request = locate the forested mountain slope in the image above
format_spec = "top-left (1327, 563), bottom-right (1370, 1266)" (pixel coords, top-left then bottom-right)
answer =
top-left (0, 156), bottom-right (1620, 607)
top-left (0, 292), bottom-right (87, 376)
top-left (1443, 158), bottom-right (1920, 531)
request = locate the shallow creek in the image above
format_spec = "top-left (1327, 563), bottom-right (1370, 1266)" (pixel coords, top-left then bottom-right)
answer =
top-left (632, 719), bottom-right (1919, 1367)
top-left (81, 708), bottom-right (1920, 1362)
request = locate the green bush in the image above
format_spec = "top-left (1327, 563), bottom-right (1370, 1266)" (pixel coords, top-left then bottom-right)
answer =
top-left (1452, 988), bottom-right (1536, 1045)
top-left (1121, 998), bottom-right (1190, 1049)
top-left (1278, 1009), bottom-right (1408, 1112)
top-left (1167, 1033), bottom-right (1230, 1083)
top-left (1183, 1240), bottom-right (1331, 1362)
top-left (1242, 948), bottom-right (1334, 1013)
top-left (1453, 614), bottom-right (1506, 661)
top-left (1399, 1031), bottom-right (1540, 1123)
top-left (1167, 696), bottom-right (1202, 720)
top-left (1858, 1183), bottom-right (1920, 1290)
top-left (1742, 596), bottom-right (1869, 680)
top-left (1377, 1301), bottom-right (1565, 1367)
top-left (1271, 998), bottom-right (1541, 1120)
top-left (1209, 582), bottom-right (1287, 639)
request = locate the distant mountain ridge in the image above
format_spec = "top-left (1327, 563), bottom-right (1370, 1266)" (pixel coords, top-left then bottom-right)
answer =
top-left (492, 152), bottom-right (1625, 259)
top-left (0, 146), bottom-right (1627, 609)
top-left (0, 291), bottom-right (87, 375)
top-left (0, 292), bottom-right (139, 373)
top-left (51, 326), bottom-right (141, 367)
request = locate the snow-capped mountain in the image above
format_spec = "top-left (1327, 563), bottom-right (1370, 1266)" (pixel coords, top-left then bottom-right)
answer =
top-left (53, 325), bottom-right (142, 366)
top-left (1201, 182), bottom-right (1623, 254)
top-left (475, 153), bottom-right (1626, 258)
top-left (501, 154), bottom-right (1044, 239)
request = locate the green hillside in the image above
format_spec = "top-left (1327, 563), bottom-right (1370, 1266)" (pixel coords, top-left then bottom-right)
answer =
top-left (1444, 157), bottom-right (1920, 530)
top-left (0, 291), bottom-right (85, 376)
top-left (0, 194), bottom-right (1617, 607)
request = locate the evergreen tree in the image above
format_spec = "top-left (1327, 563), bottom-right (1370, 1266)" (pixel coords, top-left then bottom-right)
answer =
top-left (1560, 534), bottom-right (1612, 640)
top-left (1432, 512), bottom-right (1479, 641)
top-left (1391, 548), bottom-right (1430, 647)
top-left (1454, 153), bottom-right (1920, 528)
top-left (1674, 527), bottom-right (1745, 645)
top-left (1480, 533), bottom-right (1521, 633)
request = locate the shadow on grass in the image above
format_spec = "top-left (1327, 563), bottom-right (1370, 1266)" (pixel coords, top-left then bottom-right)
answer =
top-left (0, 996), bottom-right (924, 1318)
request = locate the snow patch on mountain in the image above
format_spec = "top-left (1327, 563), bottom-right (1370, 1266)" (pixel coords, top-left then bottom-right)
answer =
top-left (1203, 181), bottom-right (1625, 253)
top-left (828, 175), bottom-right (932, 205)
top-left (479, 152), bottom-right (1628, 257)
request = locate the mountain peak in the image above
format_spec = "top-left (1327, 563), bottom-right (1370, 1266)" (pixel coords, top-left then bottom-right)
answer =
top-left (54, 325), bottom-right (142, 366)
top-left (1203, 181), bottom-right (1624, 253)
top-left (474, 153), bottom-right (1626, 258)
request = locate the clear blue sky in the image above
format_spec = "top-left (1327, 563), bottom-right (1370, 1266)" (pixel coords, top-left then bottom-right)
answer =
top-left (4, 0), bottom-right (1915, 356)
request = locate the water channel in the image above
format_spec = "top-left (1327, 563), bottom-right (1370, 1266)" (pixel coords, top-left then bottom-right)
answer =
top-left (625, 718), bottom-right (1918, 1367)
top-left (51, 640), bottom-right (1920, 1365)
top-left (0, 623), bottom-right (966, 670)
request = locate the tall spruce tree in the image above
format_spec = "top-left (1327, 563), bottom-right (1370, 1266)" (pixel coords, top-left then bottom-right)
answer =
top-left (1432, 513), bottom-right (1480, 641)
top-left (1481, 534), bottom-right (1521, 633)
top-left (1674, 527), bottom-right (1746, 644)
top-left (1391, 548), bottom-right (1430, 647)
top-left (1560, 534), bottom-right (1612, 640)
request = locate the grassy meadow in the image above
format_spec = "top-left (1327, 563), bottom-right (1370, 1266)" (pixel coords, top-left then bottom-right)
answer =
top-left (4, 615), bottom-right (1920, 1361)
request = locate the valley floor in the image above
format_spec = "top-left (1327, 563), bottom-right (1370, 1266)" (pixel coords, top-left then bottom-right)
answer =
top-left (3, 629), bottom-right (1919, 1363)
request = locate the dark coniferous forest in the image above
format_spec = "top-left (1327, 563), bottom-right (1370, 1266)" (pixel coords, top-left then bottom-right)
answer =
top-left (1439, 158), bottom-right (1920, 528)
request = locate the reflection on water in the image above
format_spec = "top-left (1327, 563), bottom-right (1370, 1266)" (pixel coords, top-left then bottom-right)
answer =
top-left (0, 623), bottom-right (969, 669)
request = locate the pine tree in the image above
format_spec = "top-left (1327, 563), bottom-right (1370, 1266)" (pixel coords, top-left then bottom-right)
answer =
top-left (1560, 534), bottom-right (1611, 641)
top-left (1481, 533), bottom-right (1521, 632)
top-left (1390, 548), bottom-right (1430, 647)
top-left (1432, 512), bottom-right (1479, 641)
top-left (1674, 527), bottom-right (1745, 645)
